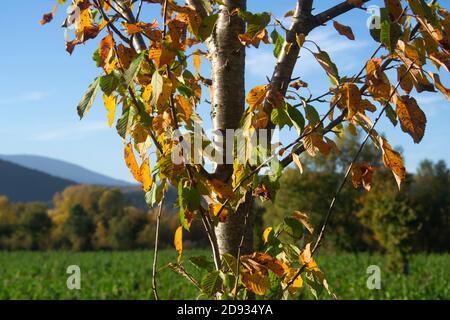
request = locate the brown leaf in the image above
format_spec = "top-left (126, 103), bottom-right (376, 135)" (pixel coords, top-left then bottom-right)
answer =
top-left (384, 0), bottom-right (403, 21)
top-left (99, 33), bottom-right (114, 70)
top-left (333, 21), bottom-right (355, 40)
top-left (394, 94), bottom-right (427, 143)
top-left (379, 137), bottom-right (406, 189)
top-left (351, 162), bottom-right (375, 191)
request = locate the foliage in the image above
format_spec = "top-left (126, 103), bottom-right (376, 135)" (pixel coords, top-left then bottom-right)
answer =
top-left (40, 0), bottom-right (450, 299)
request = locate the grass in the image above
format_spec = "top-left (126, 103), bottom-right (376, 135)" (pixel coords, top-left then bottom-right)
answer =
top-left (0, 250), bottom-right (448, 300)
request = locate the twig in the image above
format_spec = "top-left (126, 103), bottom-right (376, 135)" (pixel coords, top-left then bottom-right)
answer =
top-left (151, 196), bottom-right (165, 300)
top-left (233, 205), bottom-right (251, 300)
top-left (168, 263), bottom-right (202, 291)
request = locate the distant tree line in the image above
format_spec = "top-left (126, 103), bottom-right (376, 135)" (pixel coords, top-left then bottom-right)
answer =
top-left (0, 135), bottom-right (448, 273)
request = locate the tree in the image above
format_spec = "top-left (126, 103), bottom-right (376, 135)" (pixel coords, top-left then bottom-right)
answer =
top-left (41, 0), bottom-right (450, 299)
top-left (64, 204), bottom-right (95, 250)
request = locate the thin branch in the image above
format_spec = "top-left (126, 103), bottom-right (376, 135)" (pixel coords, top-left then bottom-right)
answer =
top-left (233, 206), bottom-right (251, 300)
top-left (151, 196), bottom-right (165, 300)
top-left (313, 0), bottom-right (370, 27)
top-left (168, 263), bottom-right (202, 291)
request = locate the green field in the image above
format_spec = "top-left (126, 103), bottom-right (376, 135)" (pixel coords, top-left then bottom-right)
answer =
top-left (0, 251), bottom-right (448, 300)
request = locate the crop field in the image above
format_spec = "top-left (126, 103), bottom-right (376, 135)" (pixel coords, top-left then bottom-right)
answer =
top-left (0, 251), bottom-right (448, 300)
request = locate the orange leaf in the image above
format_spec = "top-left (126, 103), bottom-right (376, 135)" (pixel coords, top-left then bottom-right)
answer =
top-left (124, 143), bottom-right (143, 183)
top-left (351, 162), bottom-right (375, 191)
top-left (174, 226), bottom-right (183, 263)
top-left (99, 33), bottom-right (114, 70)
top-left (140, 158), bottom-right (153, 192)
top-left (394, 94), bottom-right (427, 143)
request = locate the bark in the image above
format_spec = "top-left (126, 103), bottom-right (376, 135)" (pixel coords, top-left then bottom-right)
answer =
top-left (207, 0), bottom-right (251, 257)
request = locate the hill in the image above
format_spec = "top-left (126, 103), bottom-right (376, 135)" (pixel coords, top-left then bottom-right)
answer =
top-left (0, 154), bottom-right (131, 187)
top-left (0, 159), bottom-right (75, 202)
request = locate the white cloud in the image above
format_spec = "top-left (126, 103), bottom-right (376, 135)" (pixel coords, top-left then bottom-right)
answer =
top-left (0, 91), bottom-right (48, 105)
top-left (31, 121), bottom-right (109, 141)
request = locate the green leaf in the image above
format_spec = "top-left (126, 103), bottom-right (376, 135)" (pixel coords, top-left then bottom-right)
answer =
top-left (189, 256), bottom-right (215, 272)
top-left (116, 105), bottom-right (136, 139)
top-left (305, 104), bottom-right (320, 125)
top-left (151, 71), bottom-right (164, 107)
top-left (197, 14), bottom-right (219, 41)
top-left (124, 52), bottom-right (145, 87)
top-left (271, 30), bottom-right (285, 58)
top-left (100, 70), bottom-right (122, 96)
top-left (385, 103), bottom-right (398, 126)
top-left (286, 104), bottom-right (305, 134)
top-left (178, 180), bottom-right (201, 230)
top-left (283, 217), bottom-right (304, 239)
top-left (271, 107), bottom-right (291, 129)
top-left (77, 77), bottom-right (100, 119)
top-left (201, 271), bottom-right (222, 296)
top-left (238, 11), bottom-right (271, 37)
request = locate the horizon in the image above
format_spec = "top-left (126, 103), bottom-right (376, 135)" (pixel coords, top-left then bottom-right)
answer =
top-left (1, 0), bottom-right (449, 183)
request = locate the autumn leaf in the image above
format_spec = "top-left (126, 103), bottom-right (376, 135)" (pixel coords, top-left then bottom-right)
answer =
top-left (342, 83), bottom-right (361, 119)
top-left (313, 50), bottom-right (340, 85)
top-left (379, 137), bottom-right (406, 189)
top-left (262, 227), bottom-right (273, 245)
top-left (394, 94), bottom-right (427, 143)
top-left (397, 64), bottom-right (414, 94)
top-left (291, 153), bottom-right (304, 174)
top-left (99, 33), bottom-right (114, 70)
top-left (429, 72), bottom-right (450, 102)
top-left (193, 52), bottom-right (201, 75)
top-left (175, 95), bottom-right (193, 121)
top-left (333, 21), bottom-right (355, 40)
top-left (102, 93), bottom-right (116, 128)
top-left (140, 158), bottom-right (153, 192)
top-left (205, 178), bottom-right (234, 200)
top-left (208, 203), bottom-right (228, 223)
top-left (174, 226), bottom-right (183, 263)
top-left (40, 5), bottom-right (57, 25)
top-left (284, 268), bottom-right (303, 294)
top-left (351, 162), bottom-right (375, 191)
top-left (366, 58), bottom-right (391, 101)
top-left (292, 211), bottom-right (314, 234)
top-left (384, 0), bottom-right (403, 21)
top-left (124, 142), bottom-right (143, 183)
top-left (240, 270), bottom-right (270, 296)
top-left (247, 85), bottom-right (268, 109)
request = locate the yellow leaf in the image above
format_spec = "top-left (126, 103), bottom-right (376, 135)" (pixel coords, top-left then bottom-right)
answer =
top-left (174, 226), bottom-right (183, 263)
top-left (292, 211), bottom-right (314, 234)
top-left (343, 83), bottom-right (361, 119)
top-left (103, 94), bottom-right (116, 128)
top-left (175, 95), bottom-right (193, 120)
top-left (208, 203), bottom-right (228, 222)
top-left (205, 178), bottom-right (234, 200)
top-left (140, 158), bottom-right (153, 192)
top-left (247, 85), bottom-right (268, 109)
top-left (124, 143), bottom-right (143, 183)
top-left (366, 59), bottom-right (391, 101)
top-left (300, 243), bottom-right (312, 265)
top-left (240, 270), bottom-right (270, 296)
top-left (333, 21), bottom-right (355, 40)
top-left (193, 53), bottom-right (201, 75)
top-left (292, 153), bottom-right (304, 174)
top-left (262, 227), bottom-right (273, 244)
top-left (394, 94), bottom-right (427, 143)
top-left (284, 268), bottom-right (303, 294)
top-left (379, 137), bottom-right (406, 189)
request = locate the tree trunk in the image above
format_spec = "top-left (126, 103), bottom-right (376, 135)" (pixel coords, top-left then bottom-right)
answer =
top-left (208, 0), bottom-right (252, 257)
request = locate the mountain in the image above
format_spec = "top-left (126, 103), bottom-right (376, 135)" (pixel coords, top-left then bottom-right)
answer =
top-left (0, 155), bottom-right (132, 187)
top-left (0, 159), bottom-right (75, 202)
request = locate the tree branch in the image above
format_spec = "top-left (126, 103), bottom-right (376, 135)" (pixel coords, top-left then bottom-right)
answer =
top-left (185, 0), bottom-right (208, 18)
top-left (314, 0), bottom-right (370, 27)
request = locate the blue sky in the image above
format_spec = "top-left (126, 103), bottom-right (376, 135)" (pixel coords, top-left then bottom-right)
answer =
top-left (0, 0), bottom-right (449, 183)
